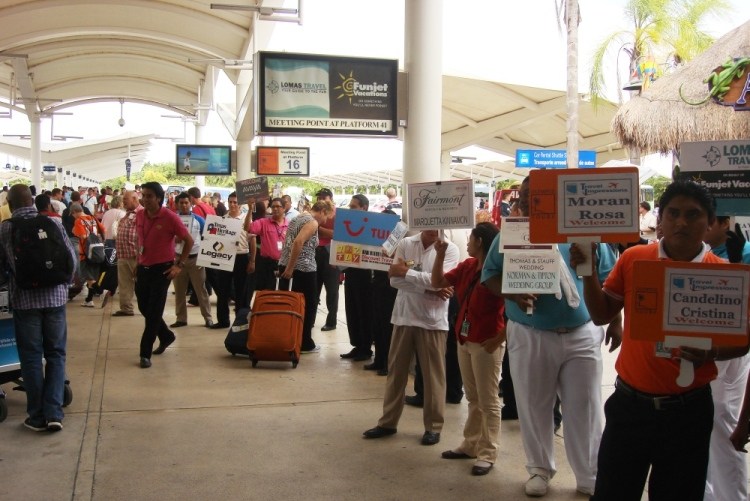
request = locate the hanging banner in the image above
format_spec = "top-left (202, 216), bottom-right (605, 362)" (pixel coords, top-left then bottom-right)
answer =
top-left (196, 215), bottom-right (243, 271)
top-left (630, 260), bottom-right (750, 346)
top-left (257, 52), bottom-right (398, 137)
top-left (528, 167), bottom-right (640, 243)
top-left (407, 179), bottom-right (475, 230)
top-left (330, 209), bottom-right (400, 270)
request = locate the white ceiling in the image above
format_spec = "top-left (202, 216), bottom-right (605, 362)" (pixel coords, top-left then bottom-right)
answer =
top-left (0, 1), bottom-right (626, 185)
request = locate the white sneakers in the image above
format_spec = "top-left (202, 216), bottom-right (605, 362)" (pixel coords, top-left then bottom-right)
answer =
top-left (82, 301), bottom-right (95, 308)
top-left (525, 474), bottom-right (549, 497)
top-left (576, 485), bottom-right (594, 496)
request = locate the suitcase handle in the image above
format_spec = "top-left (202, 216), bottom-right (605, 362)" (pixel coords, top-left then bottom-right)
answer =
top-left (253, 310), bottom-right (303, 320)
top-left (275, 275), bottom-right (292, 291)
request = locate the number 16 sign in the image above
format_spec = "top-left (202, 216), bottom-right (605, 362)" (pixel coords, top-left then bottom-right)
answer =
top-left (256, 146), bottom-right (310, 176)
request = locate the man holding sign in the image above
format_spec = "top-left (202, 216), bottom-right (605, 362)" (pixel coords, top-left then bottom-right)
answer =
top-left (481, 176), bottom-right (618, 497)
top-left (571, 181), bottom-right (750, 500)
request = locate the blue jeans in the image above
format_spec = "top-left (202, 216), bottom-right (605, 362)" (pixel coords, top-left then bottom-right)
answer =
top-left (13, 306), bottom-right (67, 423)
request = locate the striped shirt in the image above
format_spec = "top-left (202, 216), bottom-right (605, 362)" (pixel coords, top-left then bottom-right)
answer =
top-left (0, 206), bottom-right (77, 310)
top-left (115, 206), bottom-right (142, 259)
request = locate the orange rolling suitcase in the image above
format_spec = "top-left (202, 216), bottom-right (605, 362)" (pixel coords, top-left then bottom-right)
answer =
top-left (247, 279), bottom-right (304, 368)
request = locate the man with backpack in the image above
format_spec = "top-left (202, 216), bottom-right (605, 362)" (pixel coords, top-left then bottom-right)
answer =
top-left (0, 184), bottom-right (76, 432)
top-left (71, 203), bottom-right (105, 307)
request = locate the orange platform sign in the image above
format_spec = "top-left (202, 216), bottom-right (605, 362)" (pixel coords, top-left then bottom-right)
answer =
top-left (630, 260), bottom-right (750, 346)
top-left (528, 167), bottom-right (640, 244)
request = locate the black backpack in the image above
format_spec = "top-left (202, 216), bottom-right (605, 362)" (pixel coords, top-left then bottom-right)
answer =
top-left (7, 216), bottom-right (75, 289)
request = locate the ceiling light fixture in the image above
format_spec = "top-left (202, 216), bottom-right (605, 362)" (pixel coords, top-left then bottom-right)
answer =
top-left (118, 98), bottom-right (125, 127)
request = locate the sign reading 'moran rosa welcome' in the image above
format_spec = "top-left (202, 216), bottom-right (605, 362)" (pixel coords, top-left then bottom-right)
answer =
top-left (528, 167), bottom-right (640, 244)
top-left (407, 179), bottom-right (475, 231)
top-left (257, 52), bottom-right (398, 137)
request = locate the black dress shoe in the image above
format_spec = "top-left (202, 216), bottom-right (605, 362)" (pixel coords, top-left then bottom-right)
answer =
top-left (169, 321), bottom-right (187, 328)
top-left (152, 335), bottom-right (175, 355)
top-left (447, 397), bottom-right (463, 405)
top-left (404, 395), bottom-right (423, 407)
top-left (210, 323), bottom-right (230, 330)
top-left (421, 431), bottom-right (440, 446)
top-left (321, 324), bottom-right (336, 331)
top-left (471, 463), bottom-right (493, 476)
top-left (340, 348), bottom-right (358, 359)
top-left (376, 369), bottom-right (388, 376)
top-left (363, 426), bottom-right (397, 439)
top-left (441, 450), bottom-right (474, 459)
top-left (140, 357), bottom-right (151, 368)
top-left (352, 352), bottom-right (372, 362)
top-left (363, 363), bottom-right (378, 371)
top-left (501, 408), bottom-right (519, 420)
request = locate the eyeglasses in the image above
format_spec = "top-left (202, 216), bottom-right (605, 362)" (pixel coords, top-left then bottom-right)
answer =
top-left (270, 205), bottom-right (283, 209)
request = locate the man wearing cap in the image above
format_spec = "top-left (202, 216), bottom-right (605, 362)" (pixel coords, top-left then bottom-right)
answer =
top-left (314, 188), bottom-right (339, 331)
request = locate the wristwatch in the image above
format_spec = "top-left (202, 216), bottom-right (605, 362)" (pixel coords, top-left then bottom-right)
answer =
top-left (175, 260), bottom-right (185, 268)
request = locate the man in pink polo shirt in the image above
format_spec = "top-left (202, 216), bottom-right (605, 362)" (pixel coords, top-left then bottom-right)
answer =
top-left (247, 197), bottom-right (288, 290)
top-left (135, 182), bottom-right (193, 369)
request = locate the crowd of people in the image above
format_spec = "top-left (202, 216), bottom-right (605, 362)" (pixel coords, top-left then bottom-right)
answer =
top-left (1, 178), bottom-right (750, 500)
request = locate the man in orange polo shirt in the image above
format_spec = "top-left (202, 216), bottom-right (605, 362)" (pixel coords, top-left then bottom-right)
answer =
top-left (571, 181), bottom-right (750, 500)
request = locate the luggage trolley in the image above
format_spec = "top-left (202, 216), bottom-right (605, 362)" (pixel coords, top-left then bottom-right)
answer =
top-left (0, 291), bottom-right (72, 422)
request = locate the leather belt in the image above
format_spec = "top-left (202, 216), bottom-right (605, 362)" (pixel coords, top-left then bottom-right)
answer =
top-left (615, 377), bottom-right (711, 411)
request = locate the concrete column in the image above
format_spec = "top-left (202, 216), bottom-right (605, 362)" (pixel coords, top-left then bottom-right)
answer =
top-left (30, 119), bottom-right (41, 189)
top-left (402, 0), bottom-right (443, 196)
top-left (236, 139), bottom-right (252, 181)
top-left (194, 123), bottom-right (206, 192)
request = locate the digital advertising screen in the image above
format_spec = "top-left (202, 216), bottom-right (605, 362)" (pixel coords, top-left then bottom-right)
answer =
top-left (175, 145), bottom-right (233, 176)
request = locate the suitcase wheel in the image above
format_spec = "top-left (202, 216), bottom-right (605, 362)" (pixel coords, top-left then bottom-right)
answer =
top-left (290, 352), bottom-right (298, 369)
top-left (251, 359), bottom-right (258, 368)
top-left (292, 360), bottom-right (298, 369)
top-left (63, 383), bottom-right (73, 407)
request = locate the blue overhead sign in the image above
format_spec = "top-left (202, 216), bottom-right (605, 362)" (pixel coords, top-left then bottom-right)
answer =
top-left (515, 149), bottom-right (597, 168)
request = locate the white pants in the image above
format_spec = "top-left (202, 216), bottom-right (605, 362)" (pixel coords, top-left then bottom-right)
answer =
top-left (507, 320), bottom-right (604, 491)
top-left (704, 353), bottom-right (750, 501)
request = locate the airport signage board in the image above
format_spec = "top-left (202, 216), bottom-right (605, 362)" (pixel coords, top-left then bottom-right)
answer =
top-left (256, 146), bottom-right (310, 176)
top-left (515, 149), bottom-right (597, 168)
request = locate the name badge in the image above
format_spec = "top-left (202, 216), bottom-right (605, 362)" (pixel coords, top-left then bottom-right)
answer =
top-left (277, 241), bottom-right (283, 251)
top-left (460, 321), bottom-right (470, 337)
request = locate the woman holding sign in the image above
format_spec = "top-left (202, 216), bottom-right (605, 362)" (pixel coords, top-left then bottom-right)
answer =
top-left (430, 222), bottom-right (506, 476)
top-left (278, 200), bottom-right (335, 353)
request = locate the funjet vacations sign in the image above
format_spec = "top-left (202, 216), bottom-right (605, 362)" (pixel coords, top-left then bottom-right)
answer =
top-left (407, 179), bottom-right (475, 231)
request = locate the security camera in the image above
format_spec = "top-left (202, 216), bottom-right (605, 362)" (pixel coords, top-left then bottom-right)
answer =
top-left (118, 117), bottom-right (125, 127)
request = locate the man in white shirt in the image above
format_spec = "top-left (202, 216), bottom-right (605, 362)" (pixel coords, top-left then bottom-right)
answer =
top-left (282, 194), bottom-right (299, 222)
top-left (639, 201), bottom-right (658, 242)
top-left (50, 188), bottom-right (67, 215)
top-left (363, 230), bottom-right (459, 446)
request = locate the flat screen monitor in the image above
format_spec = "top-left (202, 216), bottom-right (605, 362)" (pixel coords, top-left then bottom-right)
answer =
top-left (175, 145), bottom-right (233, 176)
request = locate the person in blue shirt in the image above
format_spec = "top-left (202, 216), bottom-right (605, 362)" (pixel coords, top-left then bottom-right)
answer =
top-left (481, 176), bottom-right (620, 497)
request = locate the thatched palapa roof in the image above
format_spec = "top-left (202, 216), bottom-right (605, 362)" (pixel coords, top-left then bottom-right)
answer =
top-left (612, 21), bottom-right (750, 154)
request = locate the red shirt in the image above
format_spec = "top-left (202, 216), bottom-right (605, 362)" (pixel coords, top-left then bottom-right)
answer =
top-left (136, 207), bottom-right (189, 266)
top-left (192, 201), bottom-right (216, 219)
top-left (445, 257), bottom-right (505, 344)
top-left (317, 209), bottom-right (335, 246)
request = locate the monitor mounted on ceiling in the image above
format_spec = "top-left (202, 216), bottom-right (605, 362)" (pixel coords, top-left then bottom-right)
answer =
top-left (175, 144), bottom-right (233, 176)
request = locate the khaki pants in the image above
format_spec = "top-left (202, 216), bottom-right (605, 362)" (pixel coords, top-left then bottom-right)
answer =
top-left (378, 325), bottom-right (447, 433)
top-left (456, 340), bottom-right (503, 463)
top-left (173, 256), bottom-right (212, 323)
top-left (116, 256), bottom-right (137, 313)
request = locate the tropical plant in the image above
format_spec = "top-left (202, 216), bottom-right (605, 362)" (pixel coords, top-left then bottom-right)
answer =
top-left (588, 0), bottom-right (729, 107)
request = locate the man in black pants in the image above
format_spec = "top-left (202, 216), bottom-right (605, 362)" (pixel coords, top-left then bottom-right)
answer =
top-left (135, 182), bottom-right (193, 369)
top-left (314, 188), bottom-right (338, 331)
top-left (340, 194), bottom-right (374, 361)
